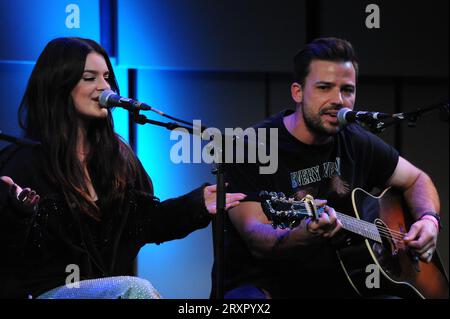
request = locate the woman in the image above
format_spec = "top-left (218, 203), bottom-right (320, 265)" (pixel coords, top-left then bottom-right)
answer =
top-left (0, 37), bottom-right (245, 299)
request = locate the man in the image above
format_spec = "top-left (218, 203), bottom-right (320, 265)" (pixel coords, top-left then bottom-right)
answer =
top-left (212, 37), bottom-right (442, 298)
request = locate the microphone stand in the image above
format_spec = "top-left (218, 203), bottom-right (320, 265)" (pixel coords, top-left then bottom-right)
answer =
top-left (368, 101), bottom-right (449, 133)
top-left (129, 109), bottom-right (226, 299)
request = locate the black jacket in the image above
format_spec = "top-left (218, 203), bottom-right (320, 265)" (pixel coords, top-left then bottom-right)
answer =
top-left (0, 144), bottom-right (211, 298)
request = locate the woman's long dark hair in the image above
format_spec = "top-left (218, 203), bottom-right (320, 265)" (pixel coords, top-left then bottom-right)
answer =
top-left (18, 37), bottom-right (141, 220)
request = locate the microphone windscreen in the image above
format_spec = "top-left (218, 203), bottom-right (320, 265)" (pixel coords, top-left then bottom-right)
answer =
top-left (337, 108), bottom-right (352, 125)
top-left (99, 90), bottom-right (115, 108)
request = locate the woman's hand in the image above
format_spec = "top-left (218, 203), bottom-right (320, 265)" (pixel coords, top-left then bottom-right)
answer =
top-left (203, 184), bottom-right (246, 214)
top-left (0, 176), bottom-right (40, 214)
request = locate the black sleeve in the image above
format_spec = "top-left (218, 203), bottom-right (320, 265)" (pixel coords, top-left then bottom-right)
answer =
top-left (128, 184), bottom-right (212, 245)
top-left (349, 125), bottom-right (399, 189)
top-left (126, 157), bottom-right (211, 245)
top-left (137, 184), bottom-right (212, 244)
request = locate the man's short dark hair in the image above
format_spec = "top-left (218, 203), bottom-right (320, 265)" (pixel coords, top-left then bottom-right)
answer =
top-left (293, 37), bottom-right (359, 85)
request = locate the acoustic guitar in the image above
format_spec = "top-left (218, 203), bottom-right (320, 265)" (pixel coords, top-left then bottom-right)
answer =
top-left (259, 187), bottom-right (449, 299)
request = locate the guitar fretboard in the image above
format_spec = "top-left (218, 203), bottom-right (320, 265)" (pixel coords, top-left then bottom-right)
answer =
top-left (335, 212), bottom-right (382, 243)
top-left (265, 198), bottom-right (383, 243)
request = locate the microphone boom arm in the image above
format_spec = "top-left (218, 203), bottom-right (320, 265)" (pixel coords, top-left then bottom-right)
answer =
top-left (369, 102), bottom-right (449, 133)
top-left (368, 101), bottom-right (449, 133)
top-left (131, 112), bottom-right (196, 134)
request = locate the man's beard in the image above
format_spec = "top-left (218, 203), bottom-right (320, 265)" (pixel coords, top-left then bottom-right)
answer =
top-left (303, 105), bottom-right (341, 138)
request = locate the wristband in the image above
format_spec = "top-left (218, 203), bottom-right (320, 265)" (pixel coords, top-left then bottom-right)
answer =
top-left (419, 212), bottom-right (441, 232)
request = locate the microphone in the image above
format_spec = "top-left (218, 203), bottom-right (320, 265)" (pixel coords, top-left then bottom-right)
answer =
top-left (337, 108), bottom-right (397, 125)
top-left (99, 90), bottom-right (156, 112)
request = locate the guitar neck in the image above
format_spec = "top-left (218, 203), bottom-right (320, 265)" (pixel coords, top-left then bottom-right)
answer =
top-left (264, 197), bottom-right (383, 243)
top-left (335, 212), bottom-right (382, 243)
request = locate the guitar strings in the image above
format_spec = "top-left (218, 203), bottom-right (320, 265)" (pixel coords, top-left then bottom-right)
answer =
top-left (294, 203), bottom-right (409, 242)
top-left (281, 200), bottom-right (414, 249)
top-left (344, 219), bottom-right (407, 241)
top-left (297, 202), bottom-right (409, 239)
top-left (339, 214), bottom-right (406, 239)
top-left (348, 223), bottom-right (409, 248)
top-left (336, 212), bottom-right (409, 248)
top-left (339, 214), bottom-right (406, 237)
top-left (340, 219), bottom-right (408, 248)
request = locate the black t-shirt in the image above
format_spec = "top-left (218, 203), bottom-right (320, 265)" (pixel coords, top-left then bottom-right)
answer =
top-left (216, 109), bottom-right (399, 298)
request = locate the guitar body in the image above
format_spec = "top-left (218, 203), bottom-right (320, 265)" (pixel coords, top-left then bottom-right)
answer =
top-left (337, 187), bottom-right (449, 299)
